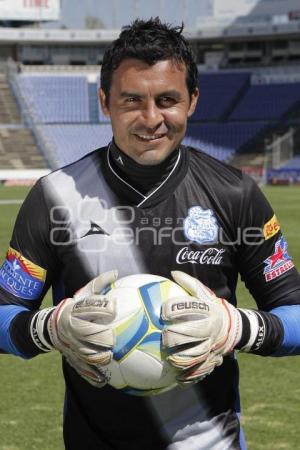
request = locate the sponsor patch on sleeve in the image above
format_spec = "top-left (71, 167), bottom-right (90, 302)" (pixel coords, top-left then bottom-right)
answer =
top-left (0, 247), bottom-right (46, 300)
top-left (263, 214), bottom-right (280, 240)
top-left (263, 237), bottom-right (294, 282)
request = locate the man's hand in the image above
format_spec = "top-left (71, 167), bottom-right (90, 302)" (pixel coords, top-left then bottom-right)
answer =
top-left (48, 270), bottom-right (118, 365)
top-left (161, 271), bottom-right (242, 384)
top-left (30, 270), bottom-right (118, 384)
top-left (64, 351), bottom-right (109, 388)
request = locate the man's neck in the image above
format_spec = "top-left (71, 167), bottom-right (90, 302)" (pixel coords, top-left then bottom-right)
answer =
top-left (109, 141), bottom-right (180, 195)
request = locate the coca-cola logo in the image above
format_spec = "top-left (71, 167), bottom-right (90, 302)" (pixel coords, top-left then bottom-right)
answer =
top-left (176, 247), bottom-right (225, 265)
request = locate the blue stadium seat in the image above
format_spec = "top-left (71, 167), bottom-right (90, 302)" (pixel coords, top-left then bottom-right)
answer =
top-left (37, 124), bottom-right (113, 167)
top-left (229, 83), bottom-right (300, 120)
top-left (191, 72), bottom-right (250, 121)
top-left (279, 155), bottom-right (300, 169)
top-left (17, 75), bottom-right (90, 123)
top-left (185, 122), bottom-right (269, 160)
top-left (13, 72), bottom-right (299, 169)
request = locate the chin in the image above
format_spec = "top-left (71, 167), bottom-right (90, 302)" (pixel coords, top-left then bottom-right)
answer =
top-left (135, 148), bottom-right (175, 166)
top-left (137, 157), bottom-right (164, 166)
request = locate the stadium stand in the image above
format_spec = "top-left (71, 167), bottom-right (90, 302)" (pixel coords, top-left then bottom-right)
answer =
top-left (229, 83), bottom-right (300, 120)
top-left (0, 74), bottom-right (20, 123)
top-left (0, 73), bottom-right (47, 170)
top-left (17, 75), bottom-right (90, 123)
top-left (88, 80), bottom-right (110, 123)
top-left (37, 124), bottom-right (112, 167)
top-left (186, 121), bottom-right (269, 158)
top-left (8, 69), bottom-right (300, 171)
top-left (279, 155), bottom-right (300, 169)
top-left (191, 72), bottom-right (250, 121)
top-left (0, 126), bottom-right (47, 169)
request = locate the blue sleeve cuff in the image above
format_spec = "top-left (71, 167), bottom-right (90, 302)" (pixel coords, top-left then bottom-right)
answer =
top-left (0, 305), bottom-right (29, 357)
top-left (271, 305), bottom-right (300, 356)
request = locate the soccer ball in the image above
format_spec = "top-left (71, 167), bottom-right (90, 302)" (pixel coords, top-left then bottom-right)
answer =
top-left (100, 273), bottom-right (188, 396)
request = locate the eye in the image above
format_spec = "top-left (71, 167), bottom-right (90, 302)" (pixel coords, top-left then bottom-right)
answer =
top-left (158, 96), bottom-right (177, 107)
top-left (125, 97), bottom-right (138, 103)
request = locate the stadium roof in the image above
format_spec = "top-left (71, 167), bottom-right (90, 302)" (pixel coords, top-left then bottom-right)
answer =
top-left (0, 21), bottom-right (300, 44)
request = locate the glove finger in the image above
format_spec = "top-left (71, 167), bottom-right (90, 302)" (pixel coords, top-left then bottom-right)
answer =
top-left (171, 271), bottom-right (198, 296)
top-left (162, 324), bottom-right (211, 348)
top-left (71, 296), bottom-right (116, 322)
top-left (75, 348), bottom-right (112, 365)
top-left (74, 270), bottom-right (118, 300)
top-left (165, 339), bottom-right (212, 359)
top-left (68, 318), bottom-right (115, 347)
top-left (65, 353), bottom-right (108, 387)
top-left (92, 270), bottom-right (118, 295)
top-left (177, 354), bottom-right (223, 384)
top-left (171, 271), bottom-right (216, 301)
top-left (167, 352), bottom-right (209, 369)
top-left (161, 296), bottom-right (209, 322)
top-left (165, 341), bottom-right (212, 369)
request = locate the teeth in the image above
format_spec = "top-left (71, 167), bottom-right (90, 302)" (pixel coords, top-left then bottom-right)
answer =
top-left (137, 134), bottom-right (164, 140)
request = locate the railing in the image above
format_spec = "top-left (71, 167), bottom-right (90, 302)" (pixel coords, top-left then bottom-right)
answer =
top-left (265, 128), bottom-right (294, 170)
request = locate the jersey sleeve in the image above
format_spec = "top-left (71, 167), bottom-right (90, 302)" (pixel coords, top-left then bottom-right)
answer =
top-left (236, 174), bottom-right (300, 311)
top-left (0, 179), bottom-right (59, 357)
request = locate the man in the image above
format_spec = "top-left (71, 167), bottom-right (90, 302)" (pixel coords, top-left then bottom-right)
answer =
top-left (1, 17), bottom-right (300, 450)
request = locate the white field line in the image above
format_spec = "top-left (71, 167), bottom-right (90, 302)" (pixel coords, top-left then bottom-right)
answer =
top-left (0, 200), bottom-right (23, 205)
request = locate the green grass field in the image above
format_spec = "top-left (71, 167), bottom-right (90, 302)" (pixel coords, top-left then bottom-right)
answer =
top-left (0, 185), bottom-right (299, 450)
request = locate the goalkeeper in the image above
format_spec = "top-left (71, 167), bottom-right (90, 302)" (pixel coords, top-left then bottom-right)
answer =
top-left (1, 17), bottom-right (300, 450)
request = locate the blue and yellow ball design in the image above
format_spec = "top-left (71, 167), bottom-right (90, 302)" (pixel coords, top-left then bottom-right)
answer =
top-left (102, 274), bottom-right (186, 396)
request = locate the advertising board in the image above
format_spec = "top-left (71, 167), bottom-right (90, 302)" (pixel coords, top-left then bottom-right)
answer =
top-left (0, 0), bottom-right (60, 21)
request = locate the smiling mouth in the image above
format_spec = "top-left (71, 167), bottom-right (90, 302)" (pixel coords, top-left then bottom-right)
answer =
top-left (134, 133), bottom-right (166, 142)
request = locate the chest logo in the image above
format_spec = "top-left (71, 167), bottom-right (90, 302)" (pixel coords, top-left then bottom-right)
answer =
top-left (176, 247), bottom-right (225, 265)
top-left (184, 206), bottom-right (219, 245)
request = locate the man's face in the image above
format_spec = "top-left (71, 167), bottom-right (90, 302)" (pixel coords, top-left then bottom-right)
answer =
top-left (99, 59), bottom-right (199, 165)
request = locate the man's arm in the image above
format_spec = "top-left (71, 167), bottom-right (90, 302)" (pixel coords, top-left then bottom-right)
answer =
top-left (0, 180), bottom-right (55, 358)
top-left (236, 175), bottom-right (300, 356)
top-left (0, 270), bottom-right (118, 388)
top-left (162, 272), bottom-right (300, 384)
top-left (0, 180), bottom-right (117, 387)
top-left (162, 175), bottom-right (300, 383)
top-left (270, 304), bottom-right (300, 356)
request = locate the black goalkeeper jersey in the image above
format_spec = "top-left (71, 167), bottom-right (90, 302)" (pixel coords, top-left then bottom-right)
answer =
top-left (1, 145), bottom-right (300, 450)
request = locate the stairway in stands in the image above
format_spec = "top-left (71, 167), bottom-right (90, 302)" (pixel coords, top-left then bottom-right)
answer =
top-left (0, 74), bottom-right (48, 169)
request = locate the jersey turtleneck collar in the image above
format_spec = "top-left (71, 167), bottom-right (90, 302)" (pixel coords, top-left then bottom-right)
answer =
top-left (109, 140), bottom-right (181, 195)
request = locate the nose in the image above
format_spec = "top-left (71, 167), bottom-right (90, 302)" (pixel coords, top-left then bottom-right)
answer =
top-left (140, 100), bottom-right (163, 130)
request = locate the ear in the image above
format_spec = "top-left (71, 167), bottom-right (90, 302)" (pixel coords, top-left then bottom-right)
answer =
top-left (187, 88), bottom-right (199, 118)
top-left (98, 88), bottom-right (110, 117)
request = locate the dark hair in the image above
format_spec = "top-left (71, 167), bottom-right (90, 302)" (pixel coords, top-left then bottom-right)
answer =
top-left (100, 17), bottom-right (198, 105)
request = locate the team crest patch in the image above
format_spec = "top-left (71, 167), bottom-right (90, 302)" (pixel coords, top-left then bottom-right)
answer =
top-left (0, 247), bottom-right (46, 300)
top-left (263, 237), bottom-right (294, 282)
top-left (184, 206), bottom-right (219, 245)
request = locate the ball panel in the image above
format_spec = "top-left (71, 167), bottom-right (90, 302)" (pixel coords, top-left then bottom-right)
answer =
top-left (107, 287), bottom-right (141, 322)
top-left (104, 274), bottom-right (189, 395)
top-left (139, 281), bottom-right (166, 330)
top-left (137, 331), bottom-right (162, 362)
top-left (103, 359), bottom-right (126, 389)
top-left (120, 350), bottom-right (177, 391)
top-left (114, 274), bottom-right (167, 289)
top-left (113, 309), bottom-right (149, 361)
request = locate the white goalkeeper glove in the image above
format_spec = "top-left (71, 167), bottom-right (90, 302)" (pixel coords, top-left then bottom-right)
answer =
top-left (30, 270), bottom-right (118, 385)
top-left (161, 271), bottom-right (242, 385)
top-left (64, 350), bottom-right (109, 388)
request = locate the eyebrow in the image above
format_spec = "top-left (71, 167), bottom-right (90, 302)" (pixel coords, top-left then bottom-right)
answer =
top-left (119, 90), bottom-right (182, 99)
